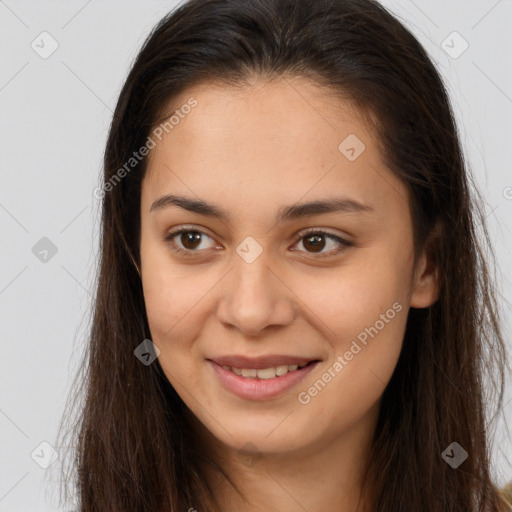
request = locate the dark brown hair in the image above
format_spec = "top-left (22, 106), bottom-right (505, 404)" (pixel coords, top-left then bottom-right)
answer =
top-left (55, 0), bottom-right (510, 510)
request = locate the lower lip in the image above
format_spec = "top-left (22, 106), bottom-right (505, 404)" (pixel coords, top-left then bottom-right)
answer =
top-left (208, 360), bottom-right (319, 400)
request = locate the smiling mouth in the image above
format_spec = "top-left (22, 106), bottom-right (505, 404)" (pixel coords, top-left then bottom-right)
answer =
top-left (208, 358), bottom-right (321, 400)
top-left (219, 361), bottom-right (317, 379)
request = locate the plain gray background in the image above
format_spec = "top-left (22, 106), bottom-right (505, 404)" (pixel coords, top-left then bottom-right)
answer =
top-left (0, 0), bottom-right (511, 510)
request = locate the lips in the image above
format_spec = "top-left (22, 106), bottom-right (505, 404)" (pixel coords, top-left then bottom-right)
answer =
top-left (207, 354), bottom-right (321, 400)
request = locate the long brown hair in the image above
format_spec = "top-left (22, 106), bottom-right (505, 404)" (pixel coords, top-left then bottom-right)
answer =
top-left (55, 0), bottom-right (510, 510)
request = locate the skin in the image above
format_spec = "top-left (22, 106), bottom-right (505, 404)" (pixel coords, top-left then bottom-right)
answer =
top-left (139, 77), bottom-right (439, 511)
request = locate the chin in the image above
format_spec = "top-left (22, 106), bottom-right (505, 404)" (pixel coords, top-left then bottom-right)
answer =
top-left (201, 414), bottom-right (313, 456)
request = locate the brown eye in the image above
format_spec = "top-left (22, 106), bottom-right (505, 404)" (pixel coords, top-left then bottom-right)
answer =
top-left (165, 228), bottom-right (217, 255)
top-left (165, 227), bottom-right (352, 258)
top-left (294, 230), bottom-right (352, 257)
top-left (302, 233), bottom-right (327, 253)
top-left (179, 231), bottom-right (202, 250)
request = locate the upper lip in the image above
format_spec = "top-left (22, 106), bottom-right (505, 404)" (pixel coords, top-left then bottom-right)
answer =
top-left (208, 354), bottom-right (320, 369)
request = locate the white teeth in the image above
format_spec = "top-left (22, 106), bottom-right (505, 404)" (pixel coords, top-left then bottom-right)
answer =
top-left (257, 367), bottom-right (276, 379)
top-left (223, 362), bottom-right (311, 379)
top-left (275, 365), bottom-right (289, 376)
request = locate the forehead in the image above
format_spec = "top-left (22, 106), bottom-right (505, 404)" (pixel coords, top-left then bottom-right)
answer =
top-left (142, 77), bottom-right (408, 219)
top-left (151, 77), bottom-right (370, 152)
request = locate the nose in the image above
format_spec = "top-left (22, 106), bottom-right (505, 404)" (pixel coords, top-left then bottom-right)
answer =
top-left (216, 248), bottom-right (296, 337)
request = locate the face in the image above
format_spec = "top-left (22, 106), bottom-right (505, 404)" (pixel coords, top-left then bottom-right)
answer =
top-left (139, 77), bottom-right (438, 458)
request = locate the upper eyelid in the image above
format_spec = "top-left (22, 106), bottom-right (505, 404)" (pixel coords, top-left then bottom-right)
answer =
top-left (165, 225), bottom-right (216, 242)
top-left (165, 225), bottom-right (348, 241)
top-left (165, 225), bottom-right (351, 250)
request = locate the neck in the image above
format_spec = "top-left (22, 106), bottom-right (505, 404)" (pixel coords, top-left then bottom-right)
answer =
top-left (192, 403), bottom-right (379, 512)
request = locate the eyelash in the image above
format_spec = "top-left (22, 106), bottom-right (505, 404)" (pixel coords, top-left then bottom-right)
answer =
top-left (164, 226), bottom-right (352, 258)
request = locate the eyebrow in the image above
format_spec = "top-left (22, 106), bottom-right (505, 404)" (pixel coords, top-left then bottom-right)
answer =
top-left (149, 194), bottom-right (375, 222)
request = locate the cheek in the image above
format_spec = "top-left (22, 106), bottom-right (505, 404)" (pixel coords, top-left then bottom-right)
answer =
top-left (140, 244), bottom-right (204, 379)
top-left (141, 267), bottom-right (205, 390)
top-left (143, 276), bottom-right (209, 364)
top-left (290, 252), bottom-right (409, 337)
top-left (141, 236), bottom-right (202, 335)
top-left (290, 255), bottom-right (409, 402)
top-left (294, 272), bottom-right (407, 436)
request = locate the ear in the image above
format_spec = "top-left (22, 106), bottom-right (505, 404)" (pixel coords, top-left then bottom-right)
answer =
top-left (410, 223), bottom-right (442, 309)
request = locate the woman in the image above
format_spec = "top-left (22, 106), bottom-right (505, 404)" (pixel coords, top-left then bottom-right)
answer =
top-left (56, 0), bottom-right (511, 510)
